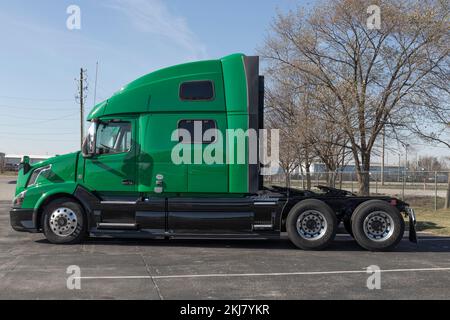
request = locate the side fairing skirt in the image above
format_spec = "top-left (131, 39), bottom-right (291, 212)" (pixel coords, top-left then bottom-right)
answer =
top-left (73, 186), bottom-right (285, 238)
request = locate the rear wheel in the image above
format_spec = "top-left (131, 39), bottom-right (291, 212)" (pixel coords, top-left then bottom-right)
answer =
top-left (351, 200), bottom-right (404, 251)
top-left (42, 198), bottom-right (86, 244)
top-left (286, 199), bottom-right (337, 250)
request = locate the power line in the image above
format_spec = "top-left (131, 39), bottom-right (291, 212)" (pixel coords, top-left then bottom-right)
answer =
top-left (0, 104), bottom-right (76, 111)
top-left (0, 113), bottom-right (78, 121)
top-left (0, 95), bottom-right (73, 102)
top-left (0, 112), bottom-right (78, 127)
top-left (0, 136), bottom-right (77, 142)
top-left (0, 132), bottom-right (77, 136)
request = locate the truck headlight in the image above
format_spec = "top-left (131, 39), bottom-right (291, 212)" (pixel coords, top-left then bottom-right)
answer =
top-left (12, 191), bottom-right (26, 208)
top-left (27, 165), bottom-right (52, 187)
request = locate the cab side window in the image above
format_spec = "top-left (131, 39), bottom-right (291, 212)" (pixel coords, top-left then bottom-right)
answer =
top-left (179, 81), bottom-right (214, 101)
top-left (96, 121), bottom-right (132, 154)
top-left (178, 119), bottom-right (217, 144)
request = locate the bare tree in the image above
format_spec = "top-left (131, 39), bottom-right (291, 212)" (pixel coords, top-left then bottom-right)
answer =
top-left (305, 87), bottom-right (352, 187)
top-left (414, 156), bottom-right (447, 172)
top-left (261, 0), bottom-right (449, 195)
top-left (445, 156), bottom-right (450, 209)
top-left (265, 71), bottom-right (316, 189)
top-left (265, 82), bottom-right (302, 188)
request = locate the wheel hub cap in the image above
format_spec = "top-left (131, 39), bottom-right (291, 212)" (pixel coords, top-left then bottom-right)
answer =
top-left (49, 207), bottom-right (78, 237)
top-left (57, 217), bottom-right (67, 226)
top-left (296, 210), bottom-right (327, 240)
top-left (363, 211), bottom-right (394, 241)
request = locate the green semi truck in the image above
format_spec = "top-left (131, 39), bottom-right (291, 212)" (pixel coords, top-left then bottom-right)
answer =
top-left (10, 54), bottom-right (416, 251)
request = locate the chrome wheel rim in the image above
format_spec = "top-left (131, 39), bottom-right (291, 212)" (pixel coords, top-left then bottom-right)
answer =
top-left (49, 207), bottom-right (78, 237)
top-left (296, 210), bottom-right (327, 240)
top-left (363, 211), bottom-right (394, 241)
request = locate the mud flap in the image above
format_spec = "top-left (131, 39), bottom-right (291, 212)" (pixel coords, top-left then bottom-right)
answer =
top-left (406, 207), bottom-right (417, 243)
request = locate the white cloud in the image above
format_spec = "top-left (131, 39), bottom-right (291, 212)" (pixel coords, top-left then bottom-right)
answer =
top-left (106, 0), bottom-right (207, 60)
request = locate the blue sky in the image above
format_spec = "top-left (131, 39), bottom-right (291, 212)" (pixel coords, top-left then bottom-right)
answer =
top-left (0, 0), bottom-right (447, 162)
top-left (0, 0), bottom-right (302, 156)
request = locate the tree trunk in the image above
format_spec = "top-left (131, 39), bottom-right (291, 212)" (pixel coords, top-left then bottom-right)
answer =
top-left (339, 148), bottom-right (345, 189)
top-left (445, 174), bottom-right (450, 209)
top-left (328, 172), bottom-right (337, 188)
top-left (358, 172), bottom-right (370, 195)
top-left (285, 171), bottom-right (291, 189)
top-left (324, 163), bottom-right (337, 188)
top-left (304, 147), bottom-right (312, 190)
top-left (299, 166), bottom-right (305, 189)
top-left (305, 163), bottom-right (311, 190)
top-left (357, 154), bottom-right (371, 196)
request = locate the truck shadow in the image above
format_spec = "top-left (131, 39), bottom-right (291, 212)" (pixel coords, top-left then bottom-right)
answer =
top-left (35, 234), bottom-right (450, 253)
top-left (414, 221), bottom-right (445, 232)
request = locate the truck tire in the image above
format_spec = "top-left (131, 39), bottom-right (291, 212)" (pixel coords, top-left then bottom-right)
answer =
top-left (42, 198), bottom-right (86, 244)
top-left (343, 218), bottom-right (354, 237)
top-left (351, 200), bottom-right (404, 251)
top-left (286, 199), bottom-right (337, 250)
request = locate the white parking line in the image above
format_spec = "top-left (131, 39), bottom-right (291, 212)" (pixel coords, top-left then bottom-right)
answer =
top-left (77, 267), bottom-right (450, 280)
top-left (416, 238), bottom-right (450, 241)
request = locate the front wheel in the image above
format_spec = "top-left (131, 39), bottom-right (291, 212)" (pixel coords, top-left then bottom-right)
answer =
top-left (286, 199), bottom-right (337, 250)
top-left (351, 200), bottom-right (405, 251)
top-left (42, 198), bottom-right (86, 244)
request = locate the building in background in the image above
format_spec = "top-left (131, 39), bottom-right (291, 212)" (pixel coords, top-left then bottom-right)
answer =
top-left (296, 162), bottom-right (448, 183)
top-left (290, 162), bottom-right (409, 183)
top-left (3, 154), bottom-right (52, 171)
top-left (307, 163), bottom-right (407, 175)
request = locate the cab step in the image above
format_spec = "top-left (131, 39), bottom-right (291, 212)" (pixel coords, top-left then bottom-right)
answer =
top-left (97, 222), bottom-right (138, 230)
top-left (253, 224), bottom-right (274, 231)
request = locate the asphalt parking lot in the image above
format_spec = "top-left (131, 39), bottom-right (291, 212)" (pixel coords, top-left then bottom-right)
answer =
top-left (1, 198), bottom-right (450, 300)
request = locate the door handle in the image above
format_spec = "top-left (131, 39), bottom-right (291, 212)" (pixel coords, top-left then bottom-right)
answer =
top-left (122, 179), bottom-right (134, 185)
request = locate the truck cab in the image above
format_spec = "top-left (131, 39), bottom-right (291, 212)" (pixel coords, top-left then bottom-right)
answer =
top-left (10, 54), bottom-right (416, 251)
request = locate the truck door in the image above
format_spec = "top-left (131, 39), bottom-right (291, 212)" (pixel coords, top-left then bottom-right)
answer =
top-left (83, 118), bottom-right (138, 198)
top-left (180, 117), bottom-right (228, 193)
top-left (138, 115), bottom-right (228, 194)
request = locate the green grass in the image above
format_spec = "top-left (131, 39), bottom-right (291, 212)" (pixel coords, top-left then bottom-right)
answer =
top-left (412, 207), bottom-right (450, 236)
top-left (403, 195), bottom-right (445, 208)
top-left (404, 197), bottom-right (450, 236)
top-left (0, 171), bottom-right (17, 177)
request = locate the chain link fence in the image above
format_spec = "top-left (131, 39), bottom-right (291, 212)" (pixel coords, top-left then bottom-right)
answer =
top-left (265, 170), bottom-right (450, 210)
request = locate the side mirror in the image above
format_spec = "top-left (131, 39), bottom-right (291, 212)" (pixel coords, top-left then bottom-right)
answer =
top-left (81, 139), bottom-right (93, 158)
top-left (82, 120), bottom-right (98, 158)
top-left (21, 156), bottom-right (31, 174)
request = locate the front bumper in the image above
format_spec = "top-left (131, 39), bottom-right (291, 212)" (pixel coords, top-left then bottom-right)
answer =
top-left (405, 207), bottom-right (417, 243)
top-left (10, 208), bottom-right (39, 232)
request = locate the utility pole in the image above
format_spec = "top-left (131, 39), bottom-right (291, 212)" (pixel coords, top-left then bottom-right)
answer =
top-left (76, 68), bottom-right (88, 149)
top-left (80, 68), bottom-right (84, 148)
top-left (381, 127), bottom-right (385, 186)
